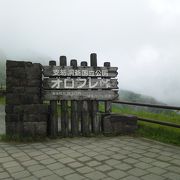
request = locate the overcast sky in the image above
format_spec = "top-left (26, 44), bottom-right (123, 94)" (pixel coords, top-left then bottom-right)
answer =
top-left (0, 0), bottom-right (180, 105)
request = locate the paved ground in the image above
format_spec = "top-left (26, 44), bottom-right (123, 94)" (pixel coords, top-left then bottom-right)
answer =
top-left (0, 136), bottom-right (180, 180)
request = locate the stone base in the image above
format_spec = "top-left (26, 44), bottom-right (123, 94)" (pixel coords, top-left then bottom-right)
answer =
top-left (5, 104), bottom-right (48, 137)
top-left (23, 122), bottom-right (47, 136)
top-left (6, 121), bottom-right (47, 137)
top-left (6, 121), bottom-right (23, 136)
top-left (102, 114), bottom-right (138, 135)
top-left (5, 60), bottom-right (46, 138)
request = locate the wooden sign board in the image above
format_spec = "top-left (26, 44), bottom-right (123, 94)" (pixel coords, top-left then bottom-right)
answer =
top-left (42, 64), bottom-right (119, 101)
top-left (43, 90), bottom-right (119, 100)
top-left (43, 66), bottom-right (118, 78)
top-left (43, 78), bottom-right (118, 90)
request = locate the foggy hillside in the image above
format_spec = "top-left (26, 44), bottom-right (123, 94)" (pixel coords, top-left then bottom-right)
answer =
top-left (0, 55), bottom-right (178, 107)
top-left (119, 89), bottom-right (165, 105)
top-left (0, 54), bottom-right (51, 85)
top-left (0, 57), bottom-right (167, 107)
top-left (118, 89), bottom-right (171, 114)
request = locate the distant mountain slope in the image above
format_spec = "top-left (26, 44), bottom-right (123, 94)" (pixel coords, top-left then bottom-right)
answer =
top-left (119, 89), bottom-right (165, 105)
top-left (118, 89), bottom-right (171, 114)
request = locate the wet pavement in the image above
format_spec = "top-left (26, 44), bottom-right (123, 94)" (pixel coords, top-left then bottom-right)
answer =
top-left (0, 136), bottom-right (180, 180)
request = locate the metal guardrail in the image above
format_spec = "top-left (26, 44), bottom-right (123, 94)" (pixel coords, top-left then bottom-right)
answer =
top-left (112, 100), bottom-right (180, 129)
top-left (0, 91), bottom-right (180, 128)
top-left (113, 100), bottom-right (180, 110)
top-left (138, 117), bottom-right (180, 128)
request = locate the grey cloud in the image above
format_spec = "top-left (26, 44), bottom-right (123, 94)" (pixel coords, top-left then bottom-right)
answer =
top-left (0, 0), bottom-right (180, 105)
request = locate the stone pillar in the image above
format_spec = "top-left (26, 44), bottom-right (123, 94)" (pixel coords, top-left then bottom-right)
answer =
top-left (5, 60), bottom-right (48, 137)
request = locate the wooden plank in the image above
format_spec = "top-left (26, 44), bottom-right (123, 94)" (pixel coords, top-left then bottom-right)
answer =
top-left (71, 101), bottom-right (79, 136)
top-left (49, 101), bottom-right (58, 137)
top-left (43, 66), bottom-right (118, 77)
top-left (90, 53), bottom-right (97, 67)
top-left (59, 56), bottom-right (69, 137)
top-left (90, 53), bottom-right (99, 134)
top-left (43, 78), bottom-right (118, 90)
top-left (48, 60), bottom-right (58, 138)
top-left (104, 62), bottom-right (112, 114)
top-left (70, 59), bottom-right (79, 136)
top-left (61, 100), bottom-right (68, 137)
top-left (43, 90), bottom-right (119, 101)
top-left (105, 101), bottom-right (112, 113)
top-left (91, 101), bottom-right (100, 134)
top-left (81, 101), bottom-right (90, 136)
top-left (77, 101), bottom-right (82, 133)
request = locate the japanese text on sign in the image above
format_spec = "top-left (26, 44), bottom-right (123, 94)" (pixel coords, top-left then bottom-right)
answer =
top-left (52, 69), bottom-right (108, 77)
top-left (50, 78), bottom-right (112, 89)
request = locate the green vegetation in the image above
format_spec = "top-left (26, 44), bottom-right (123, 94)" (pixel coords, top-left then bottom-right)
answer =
top-left (112, 104), bottom-right (180, 125)
top-left (0, 134), bottom-right (48, 143)
top-left (0, 96), bottom-right (5, 105)
top-left (100, 103), bottom-right (180, 146)
top-left (137, 122), bottom-right (180, 146)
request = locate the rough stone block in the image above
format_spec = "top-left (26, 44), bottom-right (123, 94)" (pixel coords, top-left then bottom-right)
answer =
top-left (13, 105), bottom-right (25, 114)
top-left (27, 80), bottom-right (41, 87)
top-left (5, 114), bottom-right (21, 122)
top-left (6, 60), bottom-right (32, 68)
top-left (6, 94), bottom-right (41, 105)
top-left (23, 114), bottom-right (48, 122)
top-left (6, 94), bottom-right (21, 105)
top-left (26, 63), bottom-right (42, 80)
top-left (7, 86), bottom-right (41, 94)
top-left (23, 122), bottom-right (47, 136)
top-left (102, 114), bottom-right (138, 135)
top-left (6, 78), bottom-right (27, 88)
top-left (21, 95), bottom-right (42, 104)
top-left (6, 87), bottom-right (25, 93)
top-left (5, 105), bottom-right (14, 113)
top-left (6, 121), bottom-right (23, 136)
top-left (14, 104), bottom-right (48, 114)
top-left (25, 87), bottom-right (40, 94)
top-left (6, 67), bottom-right (26, 79)
top-left (26, 104), bottom-right (48, 114)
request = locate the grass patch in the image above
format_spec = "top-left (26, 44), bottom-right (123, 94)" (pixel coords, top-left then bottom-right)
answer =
top-left (112, 105), bottom-right (180, 125)
top-left (100, 103), bottom-right (180, 146)
top-left (112, 105), bottom-right (180, 146)
top-left (0, 134), bottom-right (49, 143)
top-left (137, 122), bottom-right (180, 146)
top-left (0, 96), bottom-right (5, 105)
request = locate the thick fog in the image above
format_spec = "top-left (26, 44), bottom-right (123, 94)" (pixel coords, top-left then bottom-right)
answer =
top-left (0, 0), bottom-right (180, 105)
